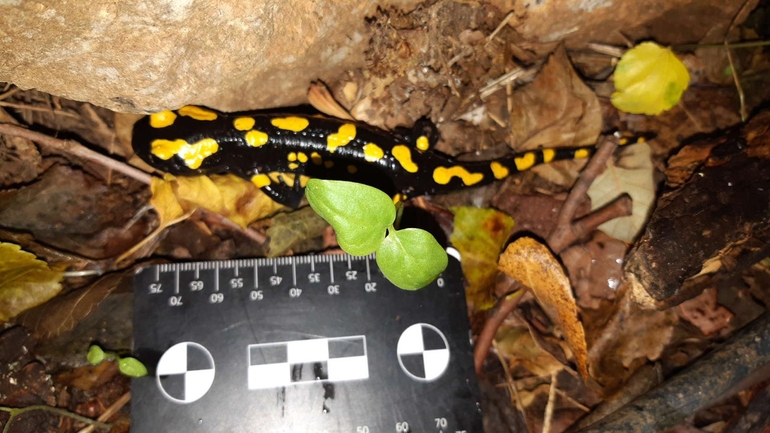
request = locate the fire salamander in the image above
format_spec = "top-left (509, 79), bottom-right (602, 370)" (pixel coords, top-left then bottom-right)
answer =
top-left (132, 105), bottom-right (646, 207)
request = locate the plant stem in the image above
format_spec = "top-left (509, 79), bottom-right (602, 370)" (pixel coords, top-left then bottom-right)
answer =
top-left (0, 405), bottom-right (111, 433)
top-left (675, 40), bottom-right (770, 51)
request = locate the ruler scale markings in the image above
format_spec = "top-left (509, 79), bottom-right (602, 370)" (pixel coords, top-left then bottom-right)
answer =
top-left (365, 256), bottom-right (371, 281)
top-left (175, 268), bottom-right (179, 294)
top-left (215, 262), bottom-right (220, 292)
top-left (330, 260), bottom-right (334, 283)
top-left (254, 264), bottom-right (258, 289)
top-left (292, 260), bottom-right (297, 286)
top-left (195, 265), bottom-right (199, 280)
top-left (347, 256), bottom-right (352, 269)
top-left (235, 265), bottom-right (239, 278)
top-left (310, 256), bottom-right (315, 272)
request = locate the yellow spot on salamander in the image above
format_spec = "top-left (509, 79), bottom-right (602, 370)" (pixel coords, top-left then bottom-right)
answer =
top-left (288, 163), bottom-right (299, 170)
top-left (416, 136), bottom-right (430, 151)
top-left (347, 165), bottom-right (357, 174)
top-left (618, 137), bottom-right (629, 145)
top-left (271, 116), bottom-right (309, 132)
top-left (392, 193), bottom-right (407, 204)
top-left (297, 152), bottom-right (308, 163)
top-left (234, 117), bottom-right (255, 131)
top-left (178, 106), bottom-right (218, 121)
top-left (151, 138), bottom-right (219, 169)
top-left (392, 145), bottom-right (418, 173)
top-left (574, 148), bottom-right (590, 159)
top-left (251, 174), bottom-right (271, 188)
top-left (287, 152), bottom-right (297, 162)
top-left (514, 152), bottom-right (536, 171)
top-left (363, 143), bottom-right (384, 162)
top-left (150, 139), bottom-right (187, 160)
top-left (433, 166), bottom-right (484, 186)
top-left (324, 161), bottom-right (334, 168)
top-left (149, 110), bottom-right (177, 128)
top-left (637, 136), bottom-right (646, 144)
top-left (245, 130), bottom-right (268, 147)
top-left (490, 161), bottom-right (509, 179)
top-left (542, 148), bottom-right (556, 163)
top-left (268, 172), bottom-right (282, 183)
top-left (327, 123), bottom-right (356, 153)
top-left (311, 152), bottom-right (322, 165)
top-left (300, 175), bottom-right (310, 187)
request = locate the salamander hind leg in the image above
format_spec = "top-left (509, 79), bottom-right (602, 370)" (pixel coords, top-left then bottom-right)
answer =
top-left (253, 172), bottom-right (308, 208)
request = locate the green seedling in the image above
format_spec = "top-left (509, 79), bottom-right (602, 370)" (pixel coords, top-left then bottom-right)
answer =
top-left (87, 344), bottom-right (148, 377)
top-left (306, 179), bottom-right (447, 290)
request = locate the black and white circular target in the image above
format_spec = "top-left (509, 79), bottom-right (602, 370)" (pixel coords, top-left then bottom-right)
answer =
top-left (396, 323), bottom-right (450, 381)
top-left (156, 342), bottom-right (215, 403)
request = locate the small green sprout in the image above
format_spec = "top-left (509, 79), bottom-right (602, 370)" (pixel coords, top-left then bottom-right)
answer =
top-left (87, 344), bottom-right (148, 377)
top-left (306, 179), bottom-right (447, 290)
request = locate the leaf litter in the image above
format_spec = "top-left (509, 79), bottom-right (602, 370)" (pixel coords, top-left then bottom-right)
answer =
top-left (0, 1), bottom-right (769, 432)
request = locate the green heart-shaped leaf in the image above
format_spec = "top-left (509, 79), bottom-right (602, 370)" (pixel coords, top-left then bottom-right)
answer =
top-left (119, 357), bottom-right (149, 377)
top-left (306, 179), bottom-right (396, 256)
top-left (87, 345), bottom-right (105, 365)
top-left (376, 228), bottom-right (448, 290)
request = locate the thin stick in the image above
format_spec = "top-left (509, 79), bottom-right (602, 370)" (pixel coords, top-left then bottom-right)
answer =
top-left (0, 101), bottom-right (80, 119)
top-left (77, 392), bottom-right (130, 433)
top-left (492, 339), bottom-right (527, 416)
top-left (547, 138), bottom-right (618, 253)
top-left (725, 43), bottom-right (747, 122)
top-left (0, 405), bottom-right (110, 433)
top-left (486, 11), bottom-right (515, 45)
top-left (550, 194), bottom-right (633, 253)
top-left (0, 123), bottom-right (152, 185)
top-left (542, 372), bottom-right (558, 433)
top-left (474, 289), bottom-right (524, 374)
top-left (0, 88), bottom-right (19, 101)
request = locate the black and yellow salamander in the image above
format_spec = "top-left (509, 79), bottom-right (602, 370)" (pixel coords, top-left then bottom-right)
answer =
top-left (132, 105), bottom-right (645, 207)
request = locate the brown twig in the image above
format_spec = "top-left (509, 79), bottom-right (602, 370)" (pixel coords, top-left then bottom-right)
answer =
top-left (76, 392), bottom-right (130, 433)
top-left (198, 209), bottom-right (267, 244)
top-left (474, 289), bottom-right (524, 374)
top-left (543, 372), bottom-right (559, 433)
top-left (0, 101), bottom-right (81, 119)
top-left (0, 123), bottom-right (153, 185)
top-left (547, 137), bottom-right (619, 253)
top-left (550, 193), bottom-right (633, 253)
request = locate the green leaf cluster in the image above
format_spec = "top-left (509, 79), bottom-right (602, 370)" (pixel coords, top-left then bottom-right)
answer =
top-left (87, 345), bottom-right (148, 377)
top-left (306, 179), bottom-right (447, 290)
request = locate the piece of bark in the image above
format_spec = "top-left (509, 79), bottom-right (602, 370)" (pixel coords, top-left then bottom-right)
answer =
top-left (575, 312), bottom-right (770, 432)
top-left (625, 110), bottom-right (770, 307)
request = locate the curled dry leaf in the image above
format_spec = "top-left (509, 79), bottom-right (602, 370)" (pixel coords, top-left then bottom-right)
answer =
top-left (586, 141), bottom-right (656, 243)
top-left (0, 243), bottom-right (63, 321)
top-left (498, 237), bottom-right (589, 379)
top-left (450, 207), bottom-right (515, 309)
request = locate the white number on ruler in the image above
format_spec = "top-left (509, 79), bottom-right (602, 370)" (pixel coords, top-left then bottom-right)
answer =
top-left (230, 278), bottom-right (243, 289)
top-left (364, 282), bottom-right (377, 292)
top-left (149, 283), bottom-right (163, 294)
top-left (189, 281), bottom-right (204, 291)
top-left (270, 276), bottom-right (282, 286)
top-left (356, 427), bottom-right (370, 433)
top-left (250, 290), bottom-right (263, 301)
top-left (209, 293), bottom-right (224, 303)
top-left (308, 273), bottom-right (320, 283)
top-left (327, 285), bottom-right (339, 295)
top-left (435, 418), bottom-right (448, 428)
top-left (436, 278), bottom-right (444, 287)
top-left (168, 295), bottom-right (183, 306)
top-left (289, 288), bottom-right (302, 298)
top-left (395, 421), bottom-right (409, 432)
top-left (345, 270), bottom-right (357, 280)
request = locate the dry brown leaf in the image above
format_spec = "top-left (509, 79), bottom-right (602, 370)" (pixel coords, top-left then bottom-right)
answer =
top-left (16, 272), bottom-right (126, 339)
top-left (677, 288), bottom-right (733, 336)
top-left (510, 46), bottom-right (603, 186)
top-left (307, 81), bottom-right (355, 120)
top-left (586, 141), bottom-right (655, 243)
top-left (498, 237), bottom-right (589, 379)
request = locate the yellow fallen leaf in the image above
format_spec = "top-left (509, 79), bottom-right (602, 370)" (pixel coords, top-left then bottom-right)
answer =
top-left (498, 237), bottom-right (589, 379)
top-left (0, 243), bottom-right (63, 321)
top-left (151, 173), bottom-right (285, 229)
top-left (449, 207), bottom-right (515, 310)
top-left (612, 42), bottom-right (690, 115)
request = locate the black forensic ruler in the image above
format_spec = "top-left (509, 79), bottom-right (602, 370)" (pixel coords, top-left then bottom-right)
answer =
top-left (131, 251), bottom-right (483, 433)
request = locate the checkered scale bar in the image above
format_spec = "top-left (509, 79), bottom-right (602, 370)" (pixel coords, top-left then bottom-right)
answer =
top-left (247, 336), bottom-right (369, 389)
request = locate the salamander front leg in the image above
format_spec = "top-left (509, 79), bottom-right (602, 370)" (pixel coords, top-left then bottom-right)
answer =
top-left (258, 172), bottom-right (307, 208)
